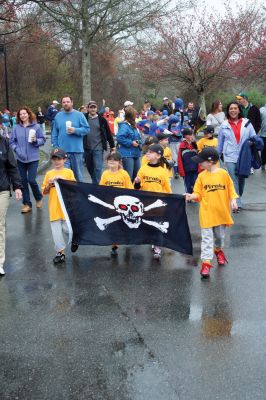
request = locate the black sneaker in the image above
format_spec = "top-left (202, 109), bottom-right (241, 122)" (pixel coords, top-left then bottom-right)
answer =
top-left (111, 245), bottom-right (118, 256)
top-left (53, 252), bottom-right (65, 264)
top-left (174, 173), bottom-right (179, 179)
top-left (71, 242), bottom-right (79, 253)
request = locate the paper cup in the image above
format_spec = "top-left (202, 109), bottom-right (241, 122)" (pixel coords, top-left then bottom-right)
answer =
top-left (28, 129), bottom-right (36, 143)
top-left (66, 121), bottom-right (72, 131)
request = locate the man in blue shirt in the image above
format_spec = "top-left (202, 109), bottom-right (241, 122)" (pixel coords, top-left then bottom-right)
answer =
top-left (52, 96), bottom-right (90, 181)
top-left (46, 100), bottom-right (59, 132)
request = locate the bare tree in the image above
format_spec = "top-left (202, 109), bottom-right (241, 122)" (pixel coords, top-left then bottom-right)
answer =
top-left (28, 0), bottom-right (194, 104)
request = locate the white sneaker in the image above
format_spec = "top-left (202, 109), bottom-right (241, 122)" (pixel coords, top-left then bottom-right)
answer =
top-left (250, 167), bottom-right (254, 175)
top-left (153, 246), bottom-right (161, 259)
top-left (0, 266), bottom-right (5, 276)
top-left (261, 165), bottom-right (266, 170)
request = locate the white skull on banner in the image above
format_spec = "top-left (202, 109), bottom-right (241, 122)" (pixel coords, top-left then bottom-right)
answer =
top-left (88, 193), bottom-right (169, 233)
top-left (113, 195), bottom-right (144, 228)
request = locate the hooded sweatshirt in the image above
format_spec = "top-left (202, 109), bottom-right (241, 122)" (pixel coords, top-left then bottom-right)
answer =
top-left (9, 122), bottom-right (46, 163)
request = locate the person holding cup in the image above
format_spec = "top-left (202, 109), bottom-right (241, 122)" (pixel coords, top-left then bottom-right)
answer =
top-left (9, 107), bottom-right (45, 213)
top-left (52, 96), bottom-right (90, 181)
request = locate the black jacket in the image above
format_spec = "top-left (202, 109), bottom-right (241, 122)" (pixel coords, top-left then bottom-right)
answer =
top-left (84, 113), bottom-right (115, 151)
top-left (0, 136), bottom-right (22, 192)
top-left (247, 105), bottom-right (261, 133)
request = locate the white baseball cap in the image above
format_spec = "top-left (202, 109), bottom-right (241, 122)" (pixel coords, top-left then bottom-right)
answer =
top-left (163, 97), bottom-right (169, 101)
top-left (52, 100), bottom-right (59, 104)
top-left (124, 100), bottom-right (134, 107)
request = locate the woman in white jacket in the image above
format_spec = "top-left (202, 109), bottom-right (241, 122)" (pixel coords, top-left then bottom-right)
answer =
top-left (218, 101), bottom-right (256, 211)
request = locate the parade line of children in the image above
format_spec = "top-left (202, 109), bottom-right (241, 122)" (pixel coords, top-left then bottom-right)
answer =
top-left (42, 120), bottom-right (239, 279)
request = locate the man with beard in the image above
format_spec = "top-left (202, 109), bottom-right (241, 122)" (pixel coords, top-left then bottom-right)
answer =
top-left (52, 96), bottom-right (89, 181)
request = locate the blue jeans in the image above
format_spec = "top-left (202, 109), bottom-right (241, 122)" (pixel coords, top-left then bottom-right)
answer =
top-left (65, 152), bottom-right (84, 182)
top-left (84, 149), bottom-right (104, 184)
top-left (122, 157), bottom-right (141, 181)
top-left (225, 162), bottom-right (245, 207)
top-left (17, 160), bottom-right (42, 207)
top-left (183, 171), bottom-right (198, 194)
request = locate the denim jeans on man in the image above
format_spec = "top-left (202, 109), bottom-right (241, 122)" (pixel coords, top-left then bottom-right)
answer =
top-left (17, 160), bottom-right (42, 207)
top-left (65, 152), bottom-right (84, 182)
top-left (84, 149), bottom-right (103, 184)
top-left (122, 157), bottom-right (141, 182)
top-left (225, 162), bottom-right (245, 207)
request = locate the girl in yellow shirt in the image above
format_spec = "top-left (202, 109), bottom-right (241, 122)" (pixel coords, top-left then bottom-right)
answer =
top-left (185, 147), bottom-right (238, 278)
top-left (134, 143), bottom-right (172, 259)
top-left (99, 152), bottom-right (133, 255)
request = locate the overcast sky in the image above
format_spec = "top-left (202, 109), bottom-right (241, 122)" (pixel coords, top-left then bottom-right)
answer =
top-left (199, 0), bottom-right (262, 14)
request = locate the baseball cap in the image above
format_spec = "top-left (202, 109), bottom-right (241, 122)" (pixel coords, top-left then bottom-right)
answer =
top-left (144, 136), bottom-right (159, 145)
top-left (51, 148), bottom-right (67, 159)
top-left (88, 100), bottom-right (97, 107)
top-left (203, 125), bottom-right (215, 134)
top-left (163, 97), bottom-right (169, 101)
top-left (124, 100), bottom-right (134, 107)
top-left (192, 147), bottom-right (219, 163)
top-left (147, 110), bottom-right (156, 116)
top-left (235, 92), bottom-right (248, 100)
top-left (52, 100), bottom-right (59, 105)
top-left (156, 133), bottom-right (171, 141)
top-left (182, 128), bottom-right (193, 136)
top-left (107, 151), bottom-right (122, 162)
top-left (147, 144), bottom-right (164, 155)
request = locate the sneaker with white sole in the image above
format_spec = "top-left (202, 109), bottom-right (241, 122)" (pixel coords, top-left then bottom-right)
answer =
top-left (0, 266), bottom-right (5, 276)
top-left (153, 246), bottom-right (161, 259)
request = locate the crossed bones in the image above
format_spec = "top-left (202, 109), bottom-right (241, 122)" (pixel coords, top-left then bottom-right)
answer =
top-left (88, 194), bottom-right (169, 233)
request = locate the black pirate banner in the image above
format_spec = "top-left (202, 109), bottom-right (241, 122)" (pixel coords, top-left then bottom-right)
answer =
top-left (56, 179), bottom-right (193, 255)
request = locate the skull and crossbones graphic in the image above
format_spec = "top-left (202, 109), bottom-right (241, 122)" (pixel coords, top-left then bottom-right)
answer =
top-left (88, 194), bottom-right (169, 233)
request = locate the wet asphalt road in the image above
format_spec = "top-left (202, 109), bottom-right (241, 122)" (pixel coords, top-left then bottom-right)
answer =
top-left (1, 165), bottom-right (266, 400)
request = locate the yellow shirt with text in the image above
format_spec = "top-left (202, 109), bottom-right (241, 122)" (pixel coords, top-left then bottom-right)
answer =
top-left (42, 168), bottom-right (76, 222)
top-left (141, 146), bottom-right (173, 178)
top-left (197, 137), bottom-right (218, 152)
top-left (193, 168), bottom-right (238, 228)
top-left (137, 164), bottom-right (172, 193)
top-left (99, 169), bottom-right (133, 189)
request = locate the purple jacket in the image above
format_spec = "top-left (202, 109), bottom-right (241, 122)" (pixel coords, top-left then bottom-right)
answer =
top-left (9, 122), bottom-right (46, 163)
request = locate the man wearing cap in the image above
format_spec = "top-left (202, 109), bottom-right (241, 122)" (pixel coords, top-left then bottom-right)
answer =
top-left (160, 97), bottom-right (173, 116)
top-left (235, 92), bottom-right (261, 133)
top-left (84, 100), bottom-right (115, 184)
top-left (46, 100), bottom-right (60, 131)
top-left (52, 96), bottom-right (89, 182)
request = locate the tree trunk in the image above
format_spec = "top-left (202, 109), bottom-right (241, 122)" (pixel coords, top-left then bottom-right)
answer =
top-left (81, 0), bottom-right (91, 104)
top-left (198, 91), bottom-right (207, 122)
top-left (82, 38), bottom-right (91, 105)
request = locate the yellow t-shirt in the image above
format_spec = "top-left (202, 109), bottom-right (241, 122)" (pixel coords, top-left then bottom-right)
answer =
top-left (137, 164), bottom-right (172, 193)
top-left (193, 168), bottom-right (238, 229)
top-left (42, 168), bottom-right (76, 221)
top-left (197, 137), bottom-right (218, 152)
top-left (142, 147), bottom-right (173, 178)
top-left (99, 169), bottom-right (133, 189)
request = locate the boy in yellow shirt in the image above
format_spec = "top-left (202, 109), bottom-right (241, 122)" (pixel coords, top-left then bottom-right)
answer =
top-left (42, 148), bottom-right (76, 264)
top-left (185, 147), bottom-right (238, 278)
top-left (197, 125), bottom-right (218, 152)
top-left (99, 151), bottom-right (133, 255)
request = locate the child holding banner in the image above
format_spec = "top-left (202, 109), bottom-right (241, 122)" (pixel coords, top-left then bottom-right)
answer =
top-left (185, 147), bottom-right (238, 278)
top-left (134, 143), bottom-right (172, 259)
top-left (42, 148), bottom-right (76, 264)
top-left (99, 151), bottom-right (133, 255)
